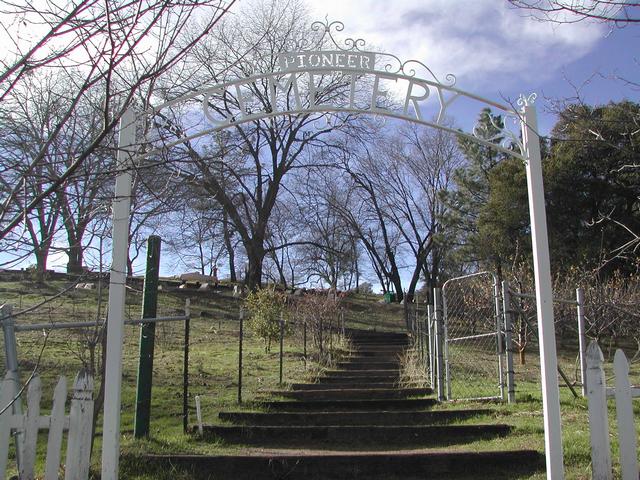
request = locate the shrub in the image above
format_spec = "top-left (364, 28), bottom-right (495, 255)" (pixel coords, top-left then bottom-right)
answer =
top-left (245, 287), bottom-right (287, 352)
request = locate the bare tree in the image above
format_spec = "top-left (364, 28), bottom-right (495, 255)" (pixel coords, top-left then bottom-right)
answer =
top-left (295, 172), bottom-right (359, 290)
top-left (507, 0), bottom-right (640, 25)
top-left (164, 197), bottom-right (226, 276)
top-left (382, 124), bottom-right (463, 299)
top-left (0, 0), bottom-right (237, 241)
top-left (152, 0), bottom-right (371, 289)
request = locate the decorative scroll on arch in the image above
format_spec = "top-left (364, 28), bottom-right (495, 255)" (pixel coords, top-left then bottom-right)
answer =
top-left (143, 18), bottom-right (526, 161)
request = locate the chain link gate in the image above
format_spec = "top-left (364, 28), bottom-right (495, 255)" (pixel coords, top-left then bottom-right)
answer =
top-left (442, 272), bottom-right (505, 400)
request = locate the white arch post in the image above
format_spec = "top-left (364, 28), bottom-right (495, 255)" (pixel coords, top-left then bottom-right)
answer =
top-left (521, 102), bottom-right (564, 479)
top-left (101, 108), bottom-right (136, 480)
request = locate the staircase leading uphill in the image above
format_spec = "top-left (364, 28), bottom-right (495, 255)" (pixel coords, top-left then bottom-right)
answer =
top-left (145, 329), bottom-right (544, 479)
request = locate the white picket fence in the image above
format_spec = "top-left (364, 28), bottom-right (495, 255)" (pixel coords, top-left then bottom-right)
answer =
top-left (0, 370), bottom-right (94, 480)
top-left (586, 341), bottom-right (639, 480)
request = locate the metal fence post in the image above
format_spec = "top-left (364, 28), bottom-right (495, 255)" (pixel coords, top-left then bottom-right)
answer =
top-left (134, 235), bottom-right (161, 438)
top-left (440, 287), bottom-right (451, 400)
top-left (501, 281), bottom-right (516, 403)
top-left (1, 304), bottom-right (24, 467)
top-left (279, 315), bottom-right (284, 386)
top-left (238, 307), bottom-right (244, 404)
top-left (182, 299), bottom-right (191, 434)
top-left (576, 288), bottom-right (587, 397)
top-left (426, 304), bottom-right (434, 389)
top-left (433, 289), bottom-right (446, 401)
top-left (303, 317), bottom-right (307, 368)
top-left (493, 277), bottom-right (505, 400)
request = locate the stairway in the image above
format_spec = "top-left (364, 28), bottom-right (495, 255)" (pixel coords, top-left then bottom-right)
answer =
top-left (145, 329), bottom-right (544, 479)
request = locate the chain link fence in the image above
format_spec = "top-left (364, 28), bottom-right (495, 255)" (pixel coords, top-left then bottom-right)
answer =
top-left (442, 272), bottom-right (504, 400)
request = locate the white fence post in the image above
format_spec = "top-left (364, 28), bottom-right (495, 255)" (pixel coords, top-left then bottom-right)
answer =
top-left (65, 370), bottom-right (95, 480)
top-left (195, 395), bottom-right (203, 437)
top-left (0, 372), bottom-right (14, 477)
top-left (21, 375), bottom-right (42, 479)
top-left (45, 377), bottom-right (67, 480)
top-left (586, 341), bottom-right (612, 480)
top-left (613, 350), bottom-right (638, 480)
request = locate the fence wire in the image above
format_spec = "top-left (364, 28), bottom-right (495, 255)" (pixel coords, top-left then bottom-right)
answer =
top-left (508, 288), bottom-right (640, 398)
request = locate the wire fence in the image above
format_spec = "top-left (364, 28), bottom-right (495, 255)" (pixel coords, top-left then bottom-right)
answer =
top-left (507, 285), bottom-right (640, 399)
top-left (0, 280), bottom-right (353, 435)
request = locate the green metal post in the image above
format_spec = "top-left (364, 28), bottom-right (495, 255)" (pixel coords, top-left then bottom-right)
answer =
top-left (279, 315), bottom-right (284, 385)
top-left (183, 299), bottom-right (191, 433)
top-left (134, 235), bottom-right (161, 438)
top-left (238, 307), bottom-right (244, 404)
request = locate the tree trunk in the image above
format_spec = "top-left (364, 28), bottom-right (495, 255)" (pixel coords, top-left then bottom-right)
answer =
top-left (66, 242), bottom-right (84, 274)
top-left (223, 213), bottom-right (236, 282)
top-left (245, 243), bottom-right (264, 290)
top-left (33, 249), bottom-right (47, 283)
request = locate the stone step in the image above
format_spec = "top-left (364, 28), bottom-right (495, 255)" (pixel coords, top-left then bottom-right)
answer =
top-left (322, 369), bottom-right (400, 377)
top-left (199, 424), bottom-right (512, 447)
top-left (143, 450), bottom-right (544, 480)
top-left (291, 382), bottom-right (400, 391)
top-left (268, 387), bottom-right (432, 401)
top-left (218, 408), bottom-right (494, 426)
top-left (348, 350), bottom-right (403, 358)
top-left (351, 340), bottom-right (409, 346)
top-left (317, 375), bottom-right (400, 384)
top-left (259, 398), bottom-right (438, 411)
top-left (346, 330), bottom-right (408, 339)
top-left (337, 361), bottom-right (400, 370)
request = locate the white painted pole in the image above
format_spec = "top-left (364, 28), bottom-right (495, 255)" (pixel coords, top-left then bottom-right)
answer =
top-left (575, 288), bottom-right (587, 398)
top-left (101, 108), bottom-right (136, 480)
top-left (521, 103), bottom-right (564, 479)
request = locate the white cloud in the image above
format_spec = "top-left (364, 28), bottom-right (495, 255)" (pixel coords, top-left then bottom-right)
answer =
top-left (305, 0), bottom-right (605, 91)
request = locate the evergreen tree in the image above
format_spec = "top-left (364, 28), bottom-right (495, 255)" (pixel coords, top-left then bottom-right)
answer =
top-left (439, 108), bottom-right (519, 277)
top-left (545, 101), bottom-right (640, 272)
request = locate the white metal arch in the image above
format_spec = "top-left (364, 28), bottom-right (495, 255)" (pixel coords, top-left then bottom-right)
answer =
top-left (140, 67), bottom-right (526, 161)
top-left (101, 20), bottom-right (563, 480)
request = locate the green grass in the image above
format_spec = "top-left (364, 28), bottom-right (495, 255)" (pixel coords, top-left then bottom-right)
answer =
top-left (0, 277), bottom-right (638, 479)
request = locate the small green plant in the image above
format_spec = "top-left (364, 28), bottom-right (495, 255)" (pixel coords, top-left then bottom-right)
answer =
top-left (245, 287), bottom-right (287, 352)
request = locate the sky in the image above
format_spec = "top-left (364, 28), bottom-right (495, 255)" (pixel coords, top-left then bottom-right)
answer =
top-left (6, 0), bottom-right (640, 284)
top-left (305, 0), bottom-right (640, 134)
